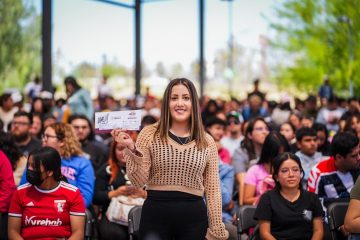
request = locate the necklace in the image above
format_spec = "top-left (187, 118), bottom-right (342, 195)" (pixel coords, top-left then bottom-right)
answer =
top-left (169, 130), bottom-right (190, 145)
top-left (175, 135), bottom-right (190, 145)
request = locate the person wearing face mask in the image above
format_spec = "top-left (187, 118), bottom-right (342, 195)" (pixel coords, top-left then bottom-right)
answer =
top-left (8, 147), bottom-right (85, 239)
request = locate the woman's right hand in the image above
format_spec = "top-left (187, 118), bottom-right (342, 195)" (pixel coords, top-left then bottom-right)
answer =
top-left (111, 128), bottom-right (135, 150)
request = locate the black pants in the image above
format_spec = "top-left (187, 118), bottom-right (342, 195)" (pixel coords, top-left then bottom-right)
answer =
top-left (0, 213), bottom-right (8, 240)
top-left (139, 191), bottom-right (208, 240)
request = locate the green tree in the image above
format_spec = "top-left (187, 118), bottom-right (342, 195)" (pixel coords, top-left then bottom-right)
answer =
top-left (73, 62), bottom-right (97, 78)
top-left (169, 63), bottom-right (184, 79)
top-left (0, 0), bottom-right (41, 92)
top-left (101, 63), bottom-right (129, 78)
top-left (269, 0), bottom-right (360, 97)
top-left (100, 55), bottom-right (129, 78)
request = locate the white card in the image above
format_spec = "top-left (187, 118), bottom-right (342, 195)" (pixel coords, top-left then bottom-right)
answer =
top-left (94, 110), bottom-right (142, 133)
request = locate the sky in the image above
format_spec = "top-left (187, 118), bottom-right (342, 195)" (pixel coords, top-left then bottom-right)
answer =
top-left (34, 0), bottom-right (276, 74)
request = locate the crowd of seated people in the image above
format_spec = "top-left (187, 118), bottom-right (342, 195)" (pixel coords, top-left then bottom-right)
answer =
top-left (0, 76), bottom-right (359, 239)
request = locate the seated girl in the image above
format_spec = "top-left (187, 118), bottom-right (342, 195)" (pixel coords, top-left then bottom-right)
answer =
top-left (93, 141), bottom-right (146, 239)
top-left (254, 152), bottom-right (323, 240)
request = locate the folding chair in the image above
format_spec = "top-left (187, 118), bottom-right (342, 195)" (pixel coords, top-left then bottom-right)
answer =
top-left (327, 201), bottom-right (349, 240)
top-left (237, 205), bottom-right (258, 240)
top-left (85, 208), bottom-right (95, 240)
top-left (128, 206), bottom-right (142, 240)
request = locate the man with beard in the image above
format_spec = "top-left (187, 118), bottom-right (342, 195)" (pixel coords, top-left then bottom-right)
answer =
top-left (10, 111), bottom-right (41, 157)
top-left (68, 114), bottom-right (108, 170)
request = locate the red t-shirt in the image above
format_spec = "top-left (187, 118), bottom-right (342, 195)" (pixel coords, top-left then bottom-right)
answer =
top-left (0, 150), bottom-right (16, 212)
top-left (9, 181), bottom-right (85, 240)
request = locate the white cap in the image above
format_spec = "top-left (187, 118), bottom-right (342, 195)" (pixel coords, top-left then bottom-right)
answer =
top-left (11, 91), bottom-right (23, 103)
top-left (39, 91), bottom-right (53, 99)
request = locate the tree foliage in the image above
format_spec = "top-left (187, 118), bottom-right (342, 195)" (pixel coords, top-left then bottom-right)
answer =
top-left (0, 0), bottom-right (41, 93)
top-left (270, 0), bottom-right (360, 97)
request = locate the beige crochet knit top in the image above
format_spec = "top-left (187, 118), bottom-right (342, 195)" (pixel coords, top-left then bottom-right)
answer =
top-left (124, 124), bottom-right (229, 240)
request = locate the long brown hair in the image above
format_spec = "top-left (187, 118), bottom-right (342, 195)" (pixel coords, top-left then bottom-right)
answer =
top-left (155, 78), bottom-right (208, 150)
top-left (108, 141), bottom-right (126, 183)
top-left (241, 117), bottom-right (268, 160)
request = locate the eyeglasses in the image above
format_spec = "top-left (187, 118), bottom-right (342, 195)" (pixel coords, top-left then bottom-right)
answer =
top-left (253, 127), bottom-right (269, 132)
top-left (279, 167), bottom-right (301, 175)
top-left (12, 121), bottom-right (30, 126)
top-left (41, 134), bottom-right (58, 140)
top-left (72, 125), bottom-right (89, 130)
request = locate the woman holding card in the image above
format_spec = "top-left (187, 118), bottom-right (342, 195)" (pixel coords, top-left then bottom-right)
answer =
top-left (112, 78), bottom-right (229, 240)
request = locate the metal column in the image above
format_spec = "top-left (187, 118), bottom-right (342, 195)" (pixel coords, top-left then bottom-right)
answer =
top-left (42, 0), bottom-right (52, 91)
top-left (199, 0), bottom-right (205, 97)
top-left (135, 0), bottom-right (141, 96)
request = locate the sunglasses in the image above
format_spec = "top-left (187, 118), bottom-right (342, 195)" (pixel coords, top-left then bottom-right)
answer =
top-left (227, 119), bottom-right (240, 125)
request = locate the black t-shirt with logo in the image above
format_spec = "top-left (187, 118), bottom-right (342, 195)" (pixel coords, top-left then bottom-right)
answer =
top-left (254, 188), bottom-right (323, 240)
